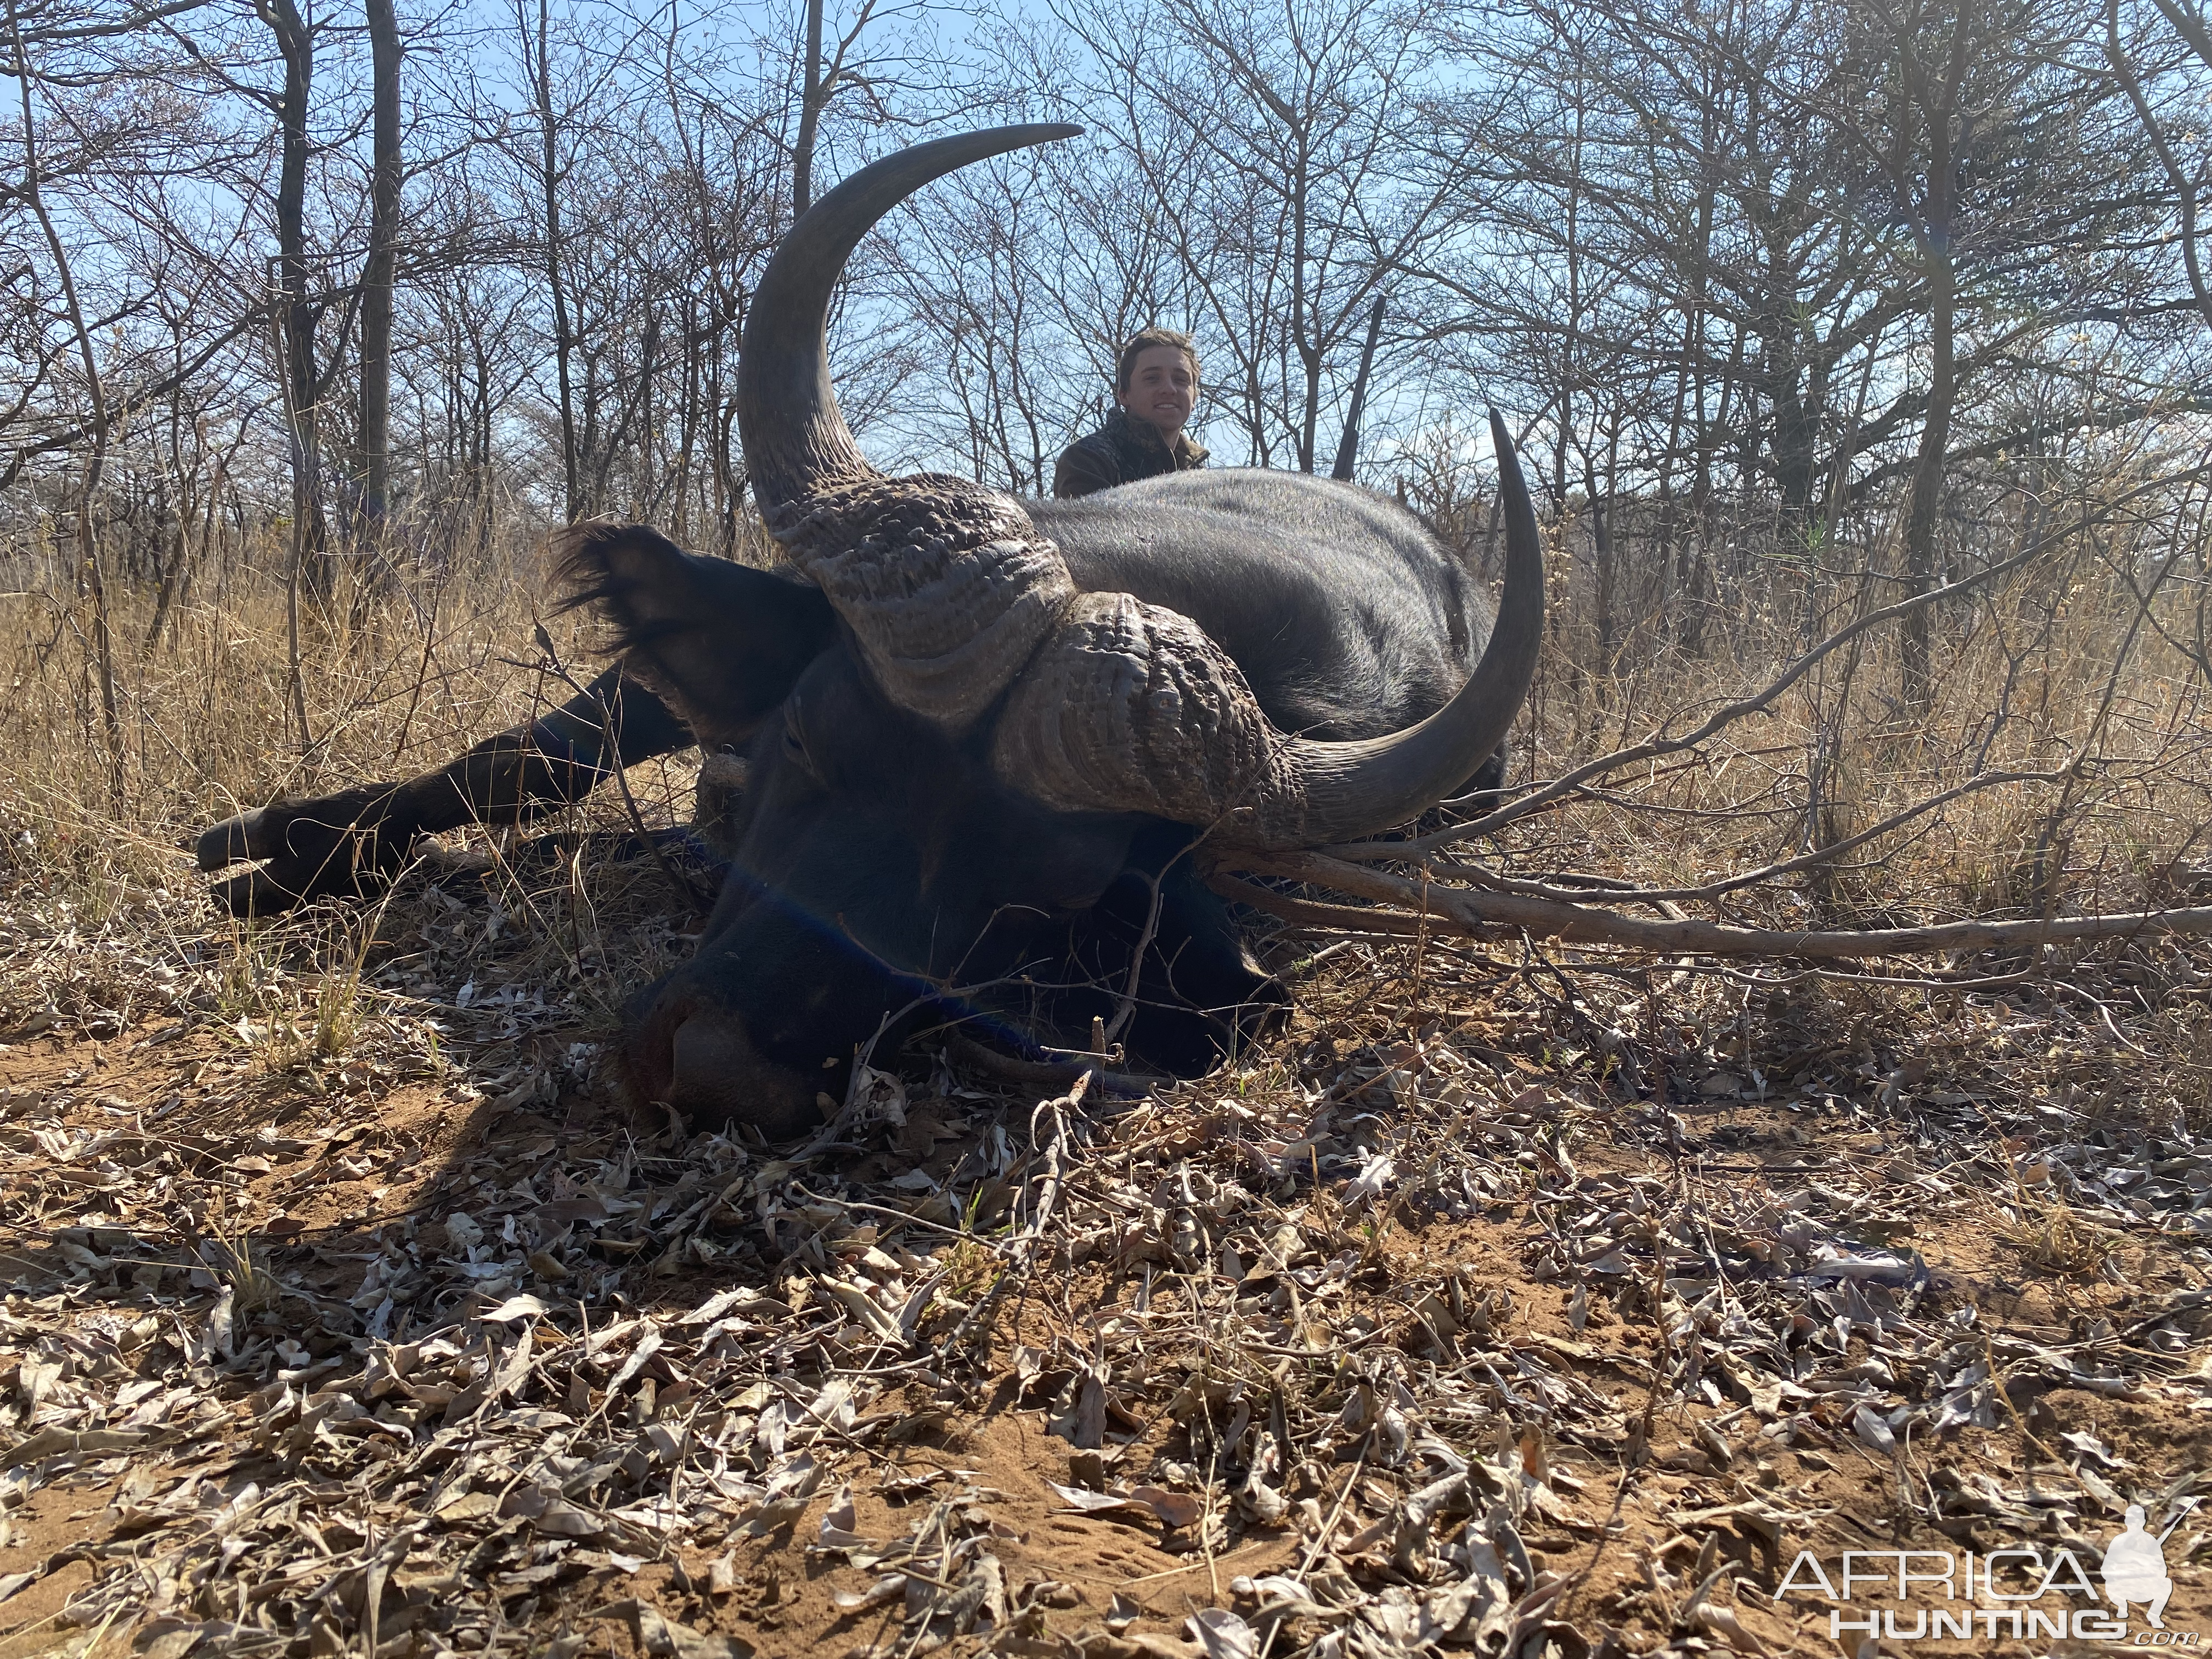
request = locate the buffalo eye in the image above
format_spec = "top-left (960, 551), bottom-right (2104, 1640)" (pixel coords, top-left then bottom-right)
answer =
top-left (780, 706), bottom-right (819, 778)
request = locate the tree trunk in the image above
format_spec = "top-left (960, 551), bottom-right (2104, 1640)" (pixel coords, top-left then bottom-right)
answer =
top-left (522, 0), bottom-right (579, 520)
top-left (260, 0), bottom-right (328, 602)
top-left (1898, 251), bottom-right (1955, 710)
top-left (793, 0), bottom-right (825, 215)
top-left (1330, 297), bottom-right (1384, 481)
top-left (360, 0), bottom-right (403, 533)
top-left (1585, 413), bottom-right (1621, 678)
top-left (1895, 5), bottom-right (1970, 714)
top-left (12, 0), bottom-right (122, 803)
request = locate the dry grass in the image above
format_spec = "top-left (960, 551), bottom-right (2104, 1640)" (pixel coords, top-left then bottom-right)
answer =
top-left (1991, 1193), bottom-right (2120, 1278)
top-left (9, 468), bottom-right (2211, 955)
top-left (8, 500), bottom-right (2212, 1152)
top-left (5, 538), bottom-right (601, 882)
top-left (0, 530), bottom-right (716, 1052)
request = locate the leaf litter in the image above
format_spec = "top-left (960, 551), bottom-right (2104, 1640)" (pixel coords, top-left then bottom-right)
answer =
top-left (2, 859), bottom-right (2212, 1655)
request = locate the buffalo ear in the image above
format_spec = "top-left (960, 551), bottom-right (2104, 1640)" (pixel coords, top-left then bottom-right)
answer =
top-left (551, 525), bottom-right (834, 747)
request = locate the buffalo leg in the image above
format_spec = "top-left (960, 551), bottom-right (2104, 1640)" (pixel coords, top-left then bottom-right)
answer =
top-left (197, 667), bottom-right (692, 915)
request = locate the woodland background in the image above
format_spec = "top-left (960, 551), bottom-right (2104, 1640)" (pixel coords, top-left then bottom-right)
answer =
top-left (5, 0), bottom-right (2212, 931)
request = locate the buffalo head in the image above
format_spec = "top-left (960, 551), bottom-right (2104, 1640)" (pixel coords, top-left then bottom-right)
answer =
top-left (561, 126), bottom-right (1545, 1136)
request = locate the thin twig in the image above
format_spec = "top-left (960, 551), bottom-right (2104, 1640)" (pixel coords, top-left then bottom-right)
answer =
top-left (532, 621), bottom-right (712, 912)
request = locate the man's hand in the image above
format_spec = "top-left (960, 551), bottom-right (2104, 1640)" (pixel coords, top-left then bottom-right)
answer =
top-left (194, 783), bottom-right (422, 916)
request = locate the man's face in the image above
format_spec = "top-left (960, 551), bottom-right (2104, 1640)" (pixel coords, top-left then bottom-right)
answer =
top-left (1117, 345), bottom-right (1196, 438)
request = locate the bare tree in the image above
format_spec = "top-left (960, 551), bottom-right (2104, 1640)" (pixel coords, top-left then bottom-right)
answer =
top-left (790, 0), bottom-right (882, 215)
top-left (358, 0), bottom-right (402, 531)
top-left (2107, 0), bottom-right (2212, 332)
top-left (9, 0), bottom-right (121, 800)
top-left (511, 0), bottom-right (584, 521)
top-left (1873, 0), bottom-right (1984, 712)
top-left (1052, 0), bottom-right (1465, 470)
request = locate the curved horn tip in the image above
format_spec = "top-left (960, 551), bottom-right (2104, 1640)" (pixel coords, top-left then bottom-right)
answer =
top-left (803, 124), bottom-right (1085, 229)
top-left (739, 122), bottom-right (1087, 514)
top-left (1487, 407), bottom-right (1534, 499)
top-left (971, 121), bottom-right (1084, 146)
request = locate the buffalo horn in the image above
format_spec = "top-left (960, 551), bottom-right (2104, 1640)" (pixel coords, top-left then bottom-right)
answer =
top-left (737, 126), bottom-right (1084, 731)
top-left (992, 409), bottom-right (1543, 848)
top-left (741, 126), bottom-right (1544, 847)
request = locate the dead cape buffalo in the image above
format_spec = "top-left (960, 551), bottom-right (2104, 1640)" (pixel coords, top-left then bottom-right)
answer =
top-left (196, 124), bottom-right (1544, 1137)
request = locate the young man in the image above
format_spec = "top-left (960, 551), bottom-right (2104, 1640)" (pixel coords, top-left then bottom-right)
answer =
top-left (1052, 328), bottom-right (1210, 498)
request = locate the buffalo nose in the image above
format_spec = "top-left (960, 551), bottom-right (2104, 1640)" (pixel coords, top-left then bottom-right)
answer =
top-left (659, 1015), bottom-right (824, 1139)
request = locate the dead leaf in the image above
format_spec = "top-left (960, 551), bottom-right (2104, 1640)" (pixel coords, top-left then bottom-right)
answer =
top-left (1048, 1481), bottom-right (1148, 1514)
top-left (1187, 1607), bottom-right (1258, 1659)
top-left (595, 1599), bottom-right (755, 1658)
top-left (818, 1483), bottom-right (868, 1548)
top-left (1851, 1403), bottom-right (1897, 1454)
top-left (1129, 1485), bottom-right (1204, 1528)
top-left (136, 1630), bottom-right (204, 1659)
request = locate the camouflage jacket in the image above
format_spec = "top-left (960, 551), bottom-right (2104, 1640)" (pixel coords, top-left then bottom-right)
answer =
top-left (1051, 408), bottom-right (1209, 499)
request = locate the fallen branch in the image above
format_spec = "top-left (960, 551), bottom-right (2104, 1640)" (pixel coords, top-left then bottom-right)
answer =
top-left (1215, 850), bottom-right (2212, 960)
top-left (1206, 879), bottom-right (1433, 939)
top-left (944, 1032), bottom-right (1165, 1098)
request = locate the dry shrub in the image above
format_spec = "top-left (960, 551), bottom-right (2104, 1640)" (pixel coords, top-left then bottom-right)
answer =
top-left (0, 525), bottom-right (734, 1069)
top-left (1503, 557), bottom-right (2212, 935)
top-left (1992, 1189), bottom-right (2119, 1278)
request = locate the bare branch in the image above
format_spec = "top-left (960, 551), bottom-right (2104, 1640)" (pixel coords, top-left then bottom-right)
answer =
top-left (1220, 850), bottom-right (2212, 961)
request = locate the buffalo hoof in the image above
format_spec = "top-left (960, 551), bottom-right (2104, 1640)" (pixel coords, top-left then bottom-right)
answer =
top-left (193, 785), bottom-right (417, 916)
top-left (196, 808), bottom-right (281, 872)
